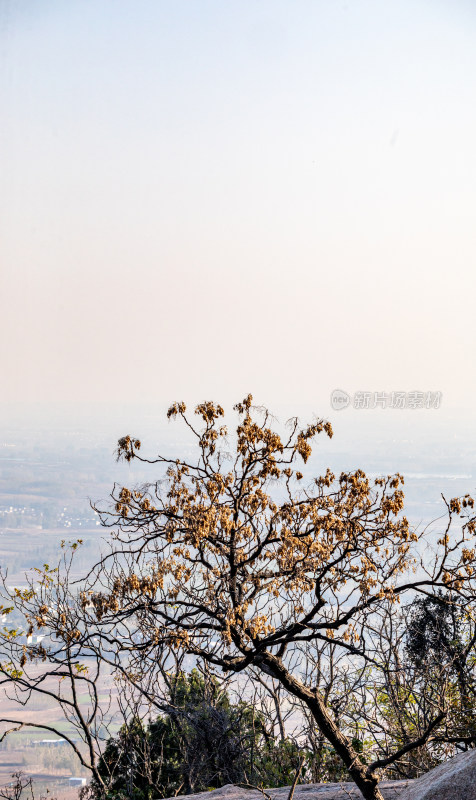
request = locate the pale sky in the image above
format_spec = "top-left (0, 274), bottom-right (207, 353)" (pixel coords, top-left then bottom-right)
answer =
top-left (1, 0), bottom-right (475, 411)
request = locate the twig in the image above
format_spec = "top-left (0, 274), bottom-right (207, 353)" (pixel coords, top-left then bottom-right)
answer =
top-left (287, 756), bottom-right (306, 800)
top-left (238, 783), bottom-right (273, 800)
top-left (338, 783), bottom-right (359, 799)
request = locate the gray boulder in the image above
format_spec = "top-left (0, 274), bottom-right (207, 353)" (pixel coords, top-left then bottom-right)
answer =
top-left (167, 749), bottom-right (476, 800)
top-left (397, 748), bottom-right (476, 800)
top-left (168, 779), bottom-right (409, 800)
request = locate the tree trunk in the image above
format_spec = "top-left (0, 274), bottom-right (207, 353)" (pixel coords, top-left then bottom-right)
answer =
top-left (259, 652), bottom-right (384, 800)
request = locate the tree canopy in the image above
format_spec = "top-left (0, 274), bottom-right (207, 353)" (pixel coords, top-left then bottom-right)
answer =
top-left (1, 396), bottom-right (476, 800)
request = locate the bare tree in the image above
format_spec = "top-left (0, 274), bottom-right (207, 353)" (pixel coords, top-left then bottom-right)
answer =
top-left (0, 773), bottom-right (34, 800)
top-left (0, 555), bottom-right (115, 791)
top-left (2, 396), bottom-right (476, 800)
top-left (0, 772), bottom-right (56, 800)
top-left (80, 395), bottom-right (476, 799)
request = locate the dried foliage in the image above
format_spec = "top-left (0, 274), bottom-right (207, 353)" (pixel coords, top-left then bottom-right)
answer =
top-left (1, 396), bottom-right (476, 800)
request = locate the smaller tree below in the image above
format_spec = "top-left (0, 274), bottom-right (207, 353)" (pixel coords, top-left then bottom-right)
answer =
top-left (90, 670), bottom-right (304, 800)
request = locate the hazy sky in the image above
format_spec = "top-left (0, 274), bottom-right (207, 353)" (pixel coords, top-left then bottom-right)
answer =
top-left (1, 0), bottom-right (475, 411)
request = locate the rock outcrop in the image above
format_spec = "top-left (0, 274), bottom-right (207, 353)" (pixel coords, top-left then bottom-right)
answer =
top-left (397, 748), bottom-right (476, 800)
top-left (167, 779), bottom-right (408, 800)
top-left (166, 749), bottom-right (476, 800)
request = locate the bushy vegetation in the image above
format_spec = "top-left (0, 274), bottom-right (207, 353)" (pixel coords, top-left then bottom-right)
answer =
top-left (88, 670), bottom-right (305, 799)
